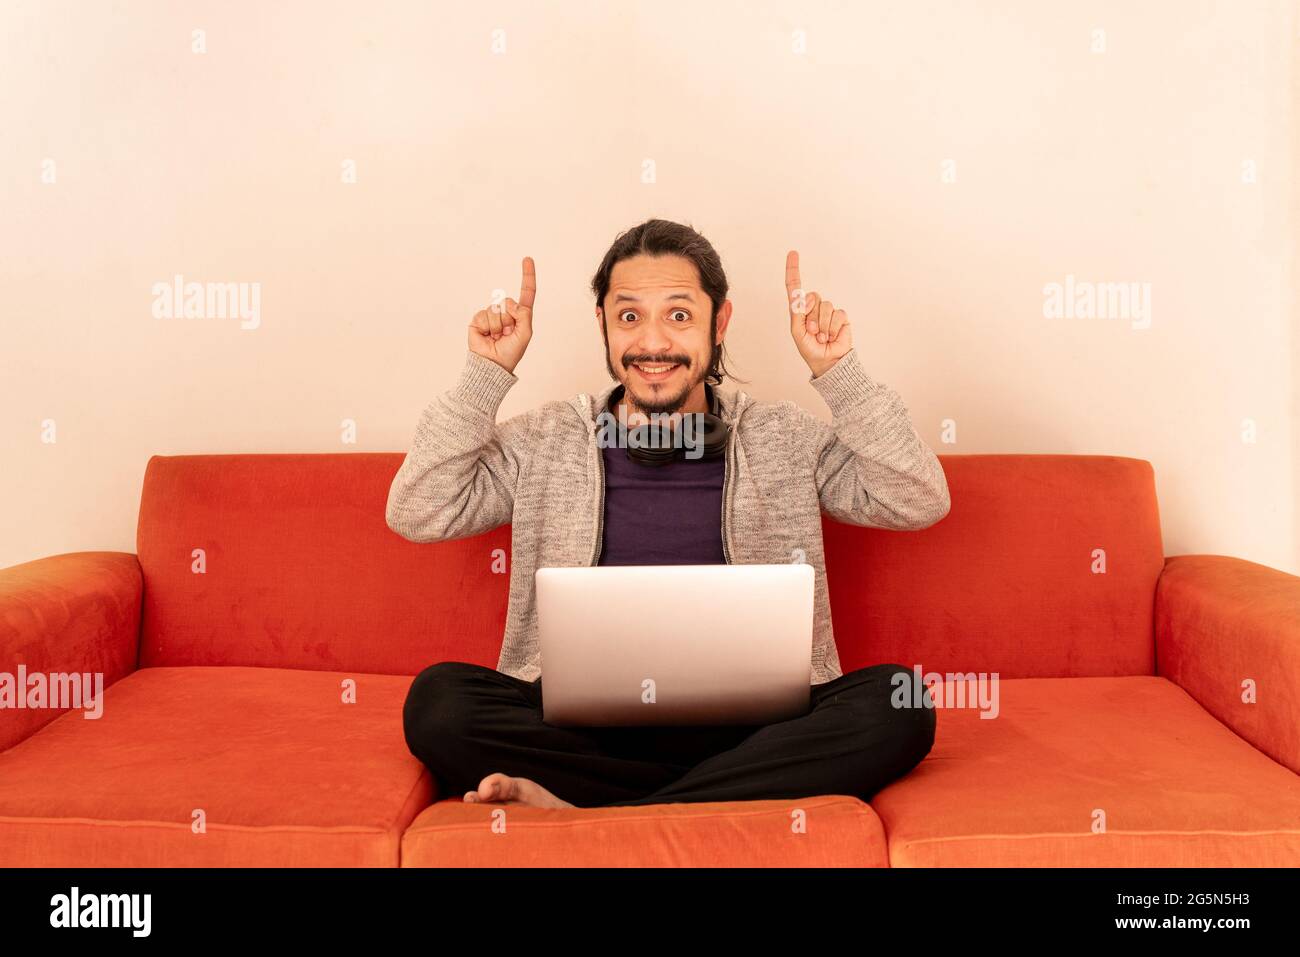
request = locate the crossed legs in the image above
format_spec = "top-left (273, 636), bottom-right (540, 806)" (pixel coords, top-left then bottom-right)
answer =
top-left (402, 660), bottom-right (935, 809)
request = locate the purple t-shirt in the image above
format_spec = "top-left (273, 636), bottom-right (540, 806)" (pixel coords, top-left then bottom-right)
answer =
top-left (597, 430), bottom-right (726, 566)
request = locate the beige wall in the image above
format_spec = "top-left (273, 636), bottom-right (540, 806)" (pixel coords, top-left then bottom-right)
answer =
top-left (2, 0), bottom-right (1296, 574)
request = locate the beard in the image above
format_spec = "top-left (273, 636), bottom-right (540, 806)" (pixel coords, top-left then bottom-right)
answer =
top-left (620, 358), bottom-right (703, 417)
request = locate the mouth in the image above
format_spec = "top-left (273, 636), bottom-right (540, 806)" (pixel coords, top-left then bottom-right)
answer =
top-left (629, 361), bottom-right (682, 382)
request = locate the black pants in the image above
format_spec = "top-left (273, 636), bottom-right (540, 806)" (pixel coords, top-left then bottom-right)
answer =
top-left (402, 660), bottom-right (936, 808)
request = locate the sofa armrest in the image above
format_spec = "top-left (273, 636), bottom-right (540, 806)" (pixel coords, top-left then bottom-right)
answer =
top-left (1155, 554), bottom-right (1300, 775)
top-left (0, 552), bottom-right (141, 751)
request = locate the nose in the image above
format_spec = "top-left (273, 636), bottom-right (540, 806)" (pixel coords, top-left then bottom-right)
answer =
top-left (636, 322), bottom-right (672, 354)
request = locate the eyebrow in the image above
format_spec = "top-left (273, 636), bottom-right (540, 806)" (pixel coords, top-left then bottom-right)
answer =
top-left (612, 292), bottom-right (698, 304)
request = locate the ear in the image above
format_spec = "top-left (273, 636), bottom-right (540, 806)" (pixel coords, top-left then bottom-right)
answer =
top-left (714, 300), bottom-right (733, 342)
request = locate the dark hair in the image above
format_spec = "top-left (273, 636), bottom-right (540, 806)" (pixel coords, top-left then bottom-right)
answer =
top-left (590, 218), bottom-right (747, 386)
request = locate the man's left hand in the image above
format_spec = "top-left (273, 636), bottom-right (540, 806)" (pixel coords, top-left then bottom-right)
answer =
top-left (785, 249), bottom-right (853, 378)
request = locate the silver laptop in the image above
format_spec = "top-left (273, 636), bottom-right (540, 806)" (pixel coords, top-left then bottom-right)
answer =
top-left (535, 564), bottom-right (814, 727)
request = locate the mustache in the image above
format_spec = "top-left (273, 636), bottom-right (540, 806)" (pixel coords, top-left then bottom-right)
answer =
top-left (623, 354), bottom-right (691, 368)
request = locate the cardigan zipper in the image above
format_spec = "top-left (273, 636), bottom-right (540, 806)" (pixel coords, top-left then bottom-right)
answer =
top-left (590, 403), bottom-right (606, 566)
top-left (720, 400), bottom-right (735, 564)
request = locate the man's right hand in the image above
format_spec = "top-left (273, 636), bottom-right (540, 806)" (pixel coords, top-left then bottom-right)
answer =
top-left (469, 256), bottom-right (535, 374)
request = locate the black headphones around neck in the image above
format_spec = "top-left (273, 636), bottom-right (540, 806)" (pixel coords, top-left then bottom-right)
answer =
top-left (605, 383), bottom-right (732, 467)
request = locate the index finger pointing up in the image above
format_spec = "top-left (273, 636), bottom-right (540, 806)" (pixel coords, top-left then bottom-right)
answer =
top-left (519, 256), bottom-right (537, 310)
top-left (785, 249), bottom-right (804, 318)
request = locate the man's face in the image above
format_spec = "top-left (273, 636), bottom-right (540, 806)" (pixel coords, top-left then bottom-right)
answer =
top-left (596, 253), bottom-right (731, 419)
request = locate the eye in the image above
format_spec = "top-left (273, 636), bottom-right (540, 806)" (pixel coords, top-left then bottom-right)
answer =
top-left (670, 309), bottom-right (691, 322)
top-left (618, 310), bottom-right (638, 323)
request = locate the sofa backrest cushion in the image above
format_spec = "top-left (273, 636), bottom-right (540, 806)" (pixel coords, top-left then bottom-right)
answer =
top-left (137, 453), bottom-right (508, 674)
top-left (822, 454), bottom-right (1163, 678)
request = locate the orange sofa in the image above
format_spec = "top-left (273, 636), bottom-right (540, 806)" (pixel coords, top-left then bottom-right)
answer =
top-left (1, 452), bottom-right (1297, 867)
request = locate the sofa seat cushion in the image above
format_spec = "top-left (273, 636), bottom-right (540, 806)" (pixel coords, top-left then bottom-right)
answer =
top-left (0, 666), bottom-right (431, 866)
top-left (401, 794), bottom-right (887, 867)
top-left (870, 675), bottom-right (1300, 866)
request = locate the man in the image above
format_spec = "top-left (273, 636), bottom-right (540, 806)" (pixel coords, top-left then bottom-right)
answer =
top-left (388, 219), bottom-right (950, 809)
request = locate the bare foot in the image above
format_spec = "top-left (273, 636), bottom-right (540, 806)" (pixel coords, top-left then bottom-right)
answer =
top-left (463, 772), bottom-right (575, 808)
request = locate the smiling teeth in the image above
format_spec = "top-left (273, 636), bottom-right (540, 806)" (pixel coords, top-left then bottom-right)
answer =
top-left (637, 364), bottom-right (675, 373)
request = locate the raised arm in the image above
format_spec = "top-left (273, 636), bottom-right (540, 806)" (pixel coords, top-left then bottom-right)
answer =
top-left (784, 250), bottom-right (950, 530)
top-left (386, 257), bottom-right (540, 543)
